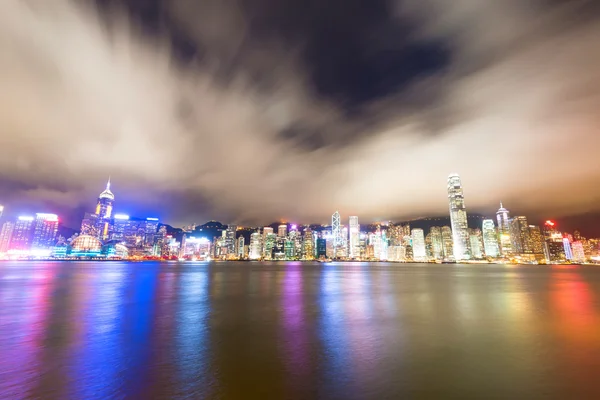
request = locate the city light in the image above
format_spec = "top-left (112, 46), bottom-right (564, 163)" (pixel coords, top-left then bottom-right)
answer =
top-left (114, 214), bottom-right (130, 220)
top-left (18, 216), bottom-right (34, 221)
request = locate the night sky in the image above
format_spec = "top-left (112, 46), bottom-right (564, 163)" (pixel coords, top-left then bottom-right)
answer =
top-left (1, 0), bottom-right (600, 232)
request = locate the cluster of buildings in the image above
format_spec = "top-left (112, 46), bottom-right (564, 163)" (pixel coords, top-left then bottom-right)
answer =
top-left (0, 174), bottom-right (599, 263)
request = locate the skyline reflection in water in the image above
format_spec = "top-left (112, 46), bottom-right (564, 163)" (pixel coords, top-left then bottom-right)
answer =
top-left (1, 261), bottom-right (600, 399)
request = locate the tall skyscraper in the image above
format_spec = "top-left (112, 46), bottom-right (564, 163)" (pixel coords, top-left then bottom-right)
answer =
top-left (469, 229), bottom-right (484, 259)
top-left (237, 236), bottom-right (245, 259)
top-left (447, 174), bottom-right (470, 260)
top-left (441, 226), bottom-right (453, 259)
top-left (411, 228), bottom-right (427, 262)
top-left (528, 225), bottom-right (545, 255)
top-left (509, 216), bottom-right (531, 255)
top-left (11, 216), bottom-right (35, 251)
top-left (249, 232), bottom-right (262, 260)
top-left (482, 219), bottom-right (499, 257)
top-left (496, 203), bottom-right (512, 255)
top-left (349, 216), bottom-right (360, 258)
top-left (303, 228), bottom-right (314, 260)
top-left (429, 227), bottom-right (444, 260)
top-left (278, 224), bottom-right (287, 238)
top-left (225, 225), bottom-right (237, 255)
top-left (0, 221), bottom-right (14, 253)
top-left (332, 211), bottom-right (342, 257)
top-left (32, 213), bottom-right (59, 250)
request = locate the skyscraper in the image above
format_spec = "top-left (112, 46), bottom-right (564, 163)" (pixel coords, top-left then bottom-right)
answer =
top-left (441, 226), bottom-right (453, 259)
top-left (411, 228), bottom-right (427, 262)
top-left (11, 216), bottom-right (35, 251)
top-left (249, 232), bottom-right (262, 260)
top-left (225, 225), bottom-right (237, 255)
top-left (349, 216), bottom-right (360, 259)
top-left (303, 228), bottom-right (314, 260)
top-left (469, 229), bottom-right (484, 259)
top-left (429, 227), bottom-right (444, 260)
top-left (332, 211), bottom-right (342, 257)
top-left (278, 224), bottom-right (288, 238)
top-left (528, 225), bottom-right (545, 256)
top-left (482, 219), bottom-right (499, 257)
top-left (0, 221), bottom-right (14, 253)
top-left (237, 236), bottom-right (245, 259)
top-left (496, 203), bottom-right (512, 255)
top-left (447, 174), bottom-right (470, 260)
top-left (32, 213), bottom-right (59, 250)
top-left (509, 216), bottom-right (531, 255)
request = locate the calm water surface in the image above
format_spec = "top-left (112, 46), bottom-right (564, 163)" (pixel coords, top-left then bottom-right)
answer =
top-left (1, 261), bottom-right (600, 399)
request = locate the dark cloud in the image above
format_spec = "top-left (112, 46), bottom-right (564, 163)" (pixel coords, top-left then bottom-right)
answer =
top-left (1, 0), bottom-right (600, 228)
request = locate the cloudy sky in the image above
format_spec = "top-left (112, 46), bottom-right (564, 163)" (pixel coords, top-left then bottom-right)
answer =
top-left (1, 0), bottom-right (600, 228)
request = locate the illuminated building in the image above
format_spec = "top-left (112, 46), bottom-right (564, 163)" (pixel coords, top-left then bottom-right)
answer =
top-left (316, 238), bottom-right (326, 258)
top-left (0, 204), bottom-right (3, 218)
top-left (447, 174), bottom-right (470, 260)
top-left (11, 216), bottom-right (35, 251)
top-left (411, 228), bottom-right (427, 262)
top-left (441, 226), bottom-right (453, 260)
top-left (225, 224), bottom-right (237, 255)
top-left (332, 211), bottom-right (342, 257)
top-left (371, 228), bottom-right (382, 259)
top-left (237, 236), bottom-right (245, 259)
top-left (469, 229), bottom-right (484, 259)
top-left (546, 241), bottom-right (566, 262)
top-left (496, 203), bottom-right (512, 255)
top-left (349, 216), bottom-right (360, 258)
top-left (112, 215), bottom-right (159, 252)
top-left (284, 239), bottom-right (295, 259)
top-left (0, 221), bottom-right (14, 253)
top-left (429, 226), bottom-right (444, 260)
top-left (303, 228), bottom-right (314, 260)
top-left (278, 224), bottom-right (287, 238)
top-left (571, 242), bottom-right (585, 263)
top-left (249, 232), bottom-right (262, 260)
top-left (264, 232), bottom-right (276, 259)
top-left (95, 179), bottom-right (114, 240)
top-left (70, 235), bottom-right (103, 256)
top-left (32, 213), bottom-right (59, 250)
top-left (482, 219), bottom-right (499, 257)
top-left (509, 216), bottom-right (531, 255)
top-left (563, 238), bottom-right (573, 261)
top-left (528, 225), bottom-right (545, 255)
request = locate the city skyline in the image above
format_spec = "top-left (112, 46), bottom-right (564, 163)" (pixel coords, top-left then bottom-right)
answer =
top-left (1, 1), bottom-right (600, 229)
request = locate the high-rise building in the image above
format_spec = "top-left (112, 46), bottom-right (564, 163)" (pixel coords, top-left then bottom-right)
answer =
top-left (482, 219), bottom-right (499, 258)
top-left (469, 228), bottom-right (484, 259)
top-left (0, 221), bottom-right (14, 253)
top-left (349, 216), bottom-right (360, 259)
top-left (563, 238), bottom-right (573, 261)
top-left (95, 179), bottom-right (114, 240)
top-left (496, 203), bottom-right (512, 255)
top-left (32, 213), bottom-right (59, 250)
top-left (249, 232), bottom-right (262, 260)
top-left (528, 225), bottom-right (545, 255)
top-left (332, 211), bottom-right (342, 257)
top-left (263, 231), bottom-right (276, 260)
top-left (303, 228), bottom-right (314, 260)
top-left (429, 227), bottom-right (444, 260)
top-left (278, 224), bottom-right (287, 238)
top-left (411, 228), bottom-right (427, 262)
top-left (509, 216), bottom-right (531, 255)
top-left (447, 174), bottom-right (470, 260)
top-left (225, 225), bottom-right (237, 255)
top-left (571, 241), bottom-right (585, 263)
top-left (441, 226), bottom-right (453, 259)
top-left (316, 238), bottom-right (327, 258)
top-left (237, 236), bottom-right (245, 259)
top-left (11, 216), bottom-right (35, 251)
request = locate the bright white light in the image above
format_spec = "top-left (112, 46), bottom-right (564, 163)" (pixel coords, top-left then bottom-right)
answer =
top-left (146, 217), bottom-right (159, 221)
top-left (36, 213), bottom-right (58, 221)
top-left (18, 216), bottom-right (34, 221)
top-left (114, 214), bottom-right (130, 220)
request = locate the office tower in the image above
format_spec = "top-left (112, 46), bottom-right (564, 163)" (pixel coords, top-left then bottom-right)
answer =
top-left (528, 225), bottom-right (545, 255)
top-left (349, 216), bottom-right (360, 258)
top-left (509, 216), bottom-right (531, 255)
top-left (571, 242), bottom-right (585, 263)
top-left (411, 228), bottom-right (427, 262)
top-left (316, 238), bottom-right (327, 258)
top-left (447, 174), bottom-right (470, 260)
top-left (303, 228), bottom-right (314, 260)
top-left (482, 219), bottom-right (499, 257)
top-left (225, 225), bottom-right (237, 255)
top-left (249, 232), bottom-right (262, 260)
top-left (95, 179), bottom-right (114, 240)
top-left (263, 232), bottom-right (276, 260)
top-left (237, 236), bottom-right (245, 259)
top-left (563, 238), bottom-right (573, 261)
top-left (0, 221), bottom-right (14, 253)
top-left (441, 226), bottom-right (454, 259)
top-left (469, 229), bottom-right (484, 259)
top-left (11, 216), bottom-right (35, 251)
top-left (332, 211), bottom-right (342, 257)
top-left (496, 203), bottom-right (512, 255)
top-left (278, 224), bottom-right (287, 238)
top-left (32, 213), bottom-right (59, 250)
top-left (263, 227), bottom-right (274, 240)
top-left (429, 227), bottom-right (444, 260)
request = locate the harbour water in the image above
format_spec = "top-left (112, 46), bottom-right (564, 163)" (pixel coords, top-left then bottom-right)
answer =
top-left (1, 261), bottom-right (599, 399)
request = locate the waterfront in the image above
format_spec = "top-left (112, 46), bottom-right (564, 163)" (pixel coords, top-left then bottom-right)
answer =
top-left (1, 262), bottom-right (600, 399)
